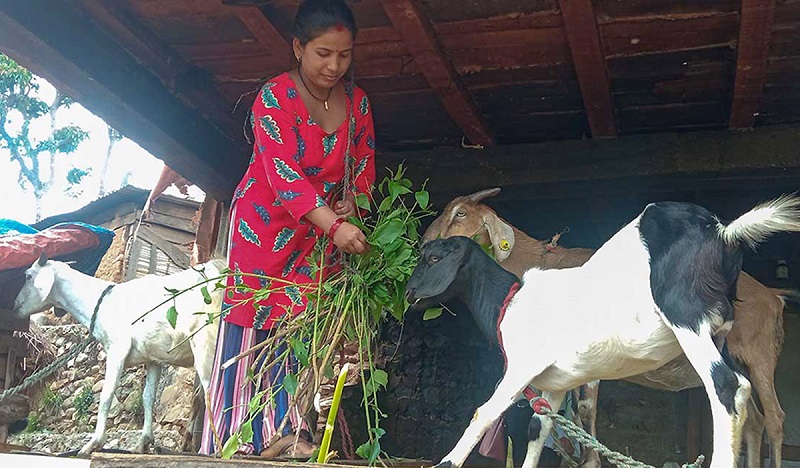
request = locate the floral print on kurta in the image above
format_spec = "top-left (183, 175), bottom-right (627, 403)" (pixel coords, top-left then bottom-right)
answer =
top-left (224, 72), bottom-right (376, 330)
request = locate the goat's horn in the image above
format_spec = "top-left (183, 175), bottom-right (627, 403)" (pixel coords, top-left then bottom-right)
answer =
top-left (467, 187), bottom-right (501, 202)
top-left (37, 251), bottom-right (48, 266)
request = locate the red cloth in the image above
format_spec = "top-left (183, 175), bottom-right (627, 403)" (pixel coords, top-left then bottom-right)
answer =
top-left (223, 73), bottom-right (376, 330)
top-left (0, 227), bottom-right (100, 271)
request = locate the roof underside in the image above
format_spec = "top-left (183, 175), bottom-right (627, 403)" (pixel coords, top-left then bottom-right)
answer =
top-left (1, 0), bottom-right (798, 198)
top-left (109, 0), bottom-right (800, 146)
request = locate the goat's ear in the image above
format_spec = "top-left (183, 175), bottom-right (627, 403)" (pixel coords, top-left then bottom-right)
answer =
top-left (482, 213), bottom-right (515, 262)
top-left (37, 251), bottom-right (48, 266)
top-left (467, 187), bottom-right (501, 203)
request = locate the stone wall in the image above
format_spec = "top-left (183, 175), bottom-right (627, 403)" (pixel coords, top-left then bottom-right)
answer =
top-left (10, 314), bottom-right (195, 453)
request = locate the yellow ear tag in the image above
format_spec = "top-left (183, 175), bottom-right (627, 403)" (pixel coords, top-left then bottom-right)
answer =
top-left (499, 239), bottom-right (510, 251)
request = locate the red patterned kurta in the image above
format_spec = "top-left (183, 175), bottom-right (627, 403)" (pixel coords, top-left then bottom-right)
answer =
top-left (224, 72), bottom-right (375, 330)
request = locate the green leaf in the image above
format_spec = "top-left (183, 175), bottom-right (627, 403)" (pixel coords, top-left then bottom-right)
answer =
top-left (364, 369), bottom-right (388, 396)
top-left (241, 419), bottom-right (254, 444)
top-left (166, 305), bottom-right (178, 329)
top-left (201, 285), bottom-right (213, 304)
top-left (164, 287), bottom-right (180, 295)
top-left (414, 190), bottom-right (429, 209)
top-left (290, 337), bottom-right (309, 367)
top-left (378, 196), bottom-right (393, 213)
top-left (354, 192), bottom-right (371, 211)
top-left (388, 180), bottom-right (412, 202)
top-left (221, 433), bottom-right (242, 459)
top-left (423, 307), bottom-right (443, 320)
top-left (372, 219), bottom-right (405, 246)
top-left (283, 373), bottom-right (298, 396)
top-left (248, 390), bottom-right (265, 414)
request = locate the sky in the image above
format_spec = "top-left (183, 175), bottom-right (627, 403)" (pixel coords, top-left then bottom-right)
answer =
top-left (0, 76), bottom-right (204, 224)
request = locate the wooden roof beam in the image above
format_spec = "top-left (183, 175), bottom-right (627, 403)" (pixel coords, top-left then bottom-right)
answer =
top-left (729, 0), bottom-right (777, 130)
top-left (380, 0), bottom-right (494, 147)
top-left (0, 1), bottom-right (246, 200)
top-left (77, 0), bottom-right (240, 138)
top-left (228, 5), bottom-right (293, 69)
top-left (560, 0), bottom-right (617, 138)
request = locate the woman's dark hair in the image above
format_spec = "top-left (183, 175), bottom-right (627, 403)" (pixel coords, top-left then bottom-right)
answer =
top-left (291, 0), bottom-right (357, 44)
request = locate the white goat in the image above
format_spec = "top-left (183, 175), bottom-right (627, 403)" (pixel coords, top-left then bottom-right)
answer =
top-left (13, 253), bottom-right (222, 456)
top-left (406, 197), bottom-right (800, 468)
top-left (424, 188), bottom-right (789, 467)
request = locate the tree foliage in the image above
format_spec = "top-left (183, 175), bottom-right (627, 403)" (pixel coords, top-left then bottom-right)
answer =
top-left (0, 53), bottom-right (89, 220)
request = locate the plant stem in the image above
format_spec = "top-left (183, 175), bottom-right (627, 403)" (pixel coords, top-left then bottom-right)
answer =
top-left (317, 362), bottom-right (350, 463)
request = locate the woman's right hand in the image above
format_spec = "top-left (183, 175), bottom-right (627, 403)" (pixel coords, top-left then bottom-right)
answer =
top-left (333, 222), bottom-right (370, 254)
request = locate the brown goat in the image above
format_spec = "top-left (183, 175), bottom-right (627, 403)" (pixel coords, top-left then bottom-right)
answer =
top-left (423, 188), bottom-right (786, 468)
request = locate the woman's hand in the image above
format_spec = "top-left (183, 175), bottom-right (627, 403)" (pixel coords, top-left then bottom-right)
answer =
top-left (333, 221), bottom-right (370, 254)
top-left (333, 193), bottom-right (357, 219)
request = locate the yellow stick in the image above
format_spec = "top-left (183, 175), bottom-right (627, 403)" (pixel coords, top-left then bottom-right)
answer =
top-left (317, 362), bottom-right (350, 463)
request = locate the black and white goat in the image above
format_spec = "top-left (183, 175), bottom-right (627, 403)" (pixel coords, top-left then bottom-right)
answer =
top-left (405, 197), bottom-right (800, 468)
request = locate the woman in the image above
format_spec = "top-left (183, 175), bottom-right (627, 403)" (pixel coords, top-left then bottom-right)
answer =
top-left (201, 0), bottom-right (375, 455)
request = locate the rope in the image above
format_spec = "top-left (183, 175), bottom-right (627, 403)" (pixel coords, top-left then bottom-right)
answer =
top-left (530, 397), bottom-right (705, 468)
top-left (337, 407), bottom-right (354, 460)
top-left (0, 284), bottom-right (114, 404)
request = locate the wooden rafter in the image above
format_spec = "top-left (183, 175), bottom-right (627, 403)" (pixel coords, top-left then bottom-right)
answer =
top-left (0, 2), bottom-right (245, 200)
top-left (229, 5), bottom-right (293, 69)
top-left (560, 0), bottom-right (617, 138)
top-left (77, 0), bottom-right (240, 138)
top-left (729, 0), bottom-right (777, 129)
top-left (380, 0), bottom-right (494, 146)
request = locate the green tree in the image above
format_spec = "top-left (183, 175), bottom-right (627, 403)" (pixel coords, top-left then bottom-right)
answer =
top-left (0, 53), bottom-right (89, 221)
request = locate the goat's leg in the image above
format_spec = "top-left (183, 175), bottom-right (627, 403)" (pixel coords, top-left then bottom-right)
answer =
top-left (670, 326), bottom-right (750, 468)
top-left (520, 390), bottom-right (566, 468)
top-left (577, 381), bottom-right (601, 468)
top-left (135, 364), bottom-right (163, 453)
top-left (742, 400), bottom-right (765, 467)
top-left (749, 366), bottom-right (784, 468)
top-left (436, 368), bottom-right (538, 468)
top-left (79, 345), bottom-right (129, 456)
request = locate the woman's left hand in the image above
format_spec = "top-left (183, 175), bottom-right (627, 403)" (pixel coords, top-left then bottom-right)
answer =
top-left (334, 193), bottom-right (356, 219)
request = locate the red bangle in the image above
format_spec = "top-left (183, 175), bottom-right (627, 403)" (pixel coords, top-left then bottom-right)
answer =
top-left (328, 218), bottom-right (345, 239)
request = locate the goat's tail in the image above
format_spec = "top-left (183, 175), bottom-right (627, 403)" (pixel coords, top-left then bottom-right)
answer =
top-left (719, 194), bottom-right (800, 249)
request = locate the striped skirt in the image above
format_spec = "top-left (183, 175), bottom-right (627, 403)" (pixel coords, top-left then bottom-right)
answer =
top-left (200, 319), bottom-right (306, 455)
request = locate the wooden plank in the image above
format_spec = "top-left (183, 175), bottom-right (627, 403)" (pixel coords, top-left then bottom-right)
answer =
top-left (145, 211), bottom-right (197, 235)
top-left (0, 2), bottom-right (245, 201)
top-left (729, 0), bottom-right (777, 129)
top-left (600, 13), bottom-right (739, 58)
top-left (380, 0), bottom-right (494, 146)
top-left (1, 453), bottom-right (89, 467)
top-left (560, 0), bottom-right (617, 137)
top-left (136, 228), bottom-right (191, 269)
top-left (125, 238), bottom-right (144, 281)
top-left (76, 0), bottom-right (241, 139)
top-left (379, 124), bottom-right (800, 196)
top-left (228, 5), bottom-right (292, 69)
top-left (89, 452), bottom-right (429, 467)
top-left (192, 198), bottom-right (222, 265)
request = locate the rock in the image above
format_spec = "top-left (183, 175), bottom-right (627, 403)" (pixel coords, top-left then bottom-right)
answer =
top-left (107, 396), bottom-right (122, 419)
top-left (122, 391), bottom-right (141, 413)
top-left (92, 381), bottom-right (104, 393)
top-left (64, 408), bottom-right (75, 420)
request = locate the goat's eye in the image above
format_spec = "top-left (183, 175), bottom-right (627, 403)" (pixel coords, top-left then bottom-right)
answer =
top-left (25, 274), bottom-right (31, 281)
top-left (429, 256), bottom-right (440, 263)
top-left (456, 211), bottom-right (466, 218)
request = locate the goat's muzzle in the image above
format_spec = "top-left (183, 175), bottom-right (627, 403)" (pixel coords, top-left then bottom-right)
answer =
top-left (404, 288), bottom-right (417, 305)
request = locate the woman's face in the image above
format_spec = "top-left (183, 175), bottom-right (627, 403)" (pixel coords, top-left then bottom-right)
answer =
top-left (294, 27), bottom-right (354, 89)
